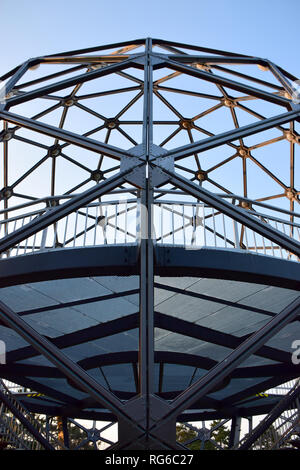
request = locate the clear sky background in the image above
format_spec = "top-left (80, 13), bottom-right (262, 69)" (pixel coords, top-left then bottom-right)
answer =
top-left (0, 0), bottom-right (300, 77)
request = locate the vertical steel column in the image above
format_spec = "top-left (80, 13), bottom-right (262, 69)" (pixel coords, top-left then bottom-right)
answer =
top-left (138, 38), bottom-right (155, 443)
top-left (228, 416), bottom-right (242, 448)
top-left (62, 417), bottom-right (70, 449)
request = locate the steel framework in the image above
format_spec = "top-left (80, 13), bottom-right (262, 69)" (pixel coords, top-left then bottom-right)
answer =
top-left (0, 38), bottom-right (299, 450)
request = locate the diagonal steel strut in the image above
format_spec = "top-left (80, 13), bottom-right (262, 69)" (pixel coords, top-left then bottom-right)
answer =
top-left (0, 162), bottom-right (144, 254)
top-left (4, 56), bottom-right (143, 109)
top-left (151, 108), bottom-right (300, 161)
top-left (0, 110), bottom-right (133, 160)
top-left (157, 55), bottom-right (292, 109)
top-left (0, 300), bottom-right (145, 432)
top-left (152, 164), bottom-right (300, 257)
top-left (148, 295), bottom-right (300, 433)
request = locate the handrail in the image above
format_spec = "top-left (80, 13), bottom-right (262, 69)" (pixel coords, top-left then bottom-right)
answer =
top-left (0, 379), bottom-right (64, 450)
top-left (236, 379), bottom-right (300, 450)
top-left (0, 199), bottom-right (299, 262)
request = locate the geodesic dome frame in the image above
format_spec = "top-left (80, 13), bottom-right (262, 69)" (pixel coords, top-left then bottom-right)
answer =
top-left (0, 38), bottom-right (299, 450)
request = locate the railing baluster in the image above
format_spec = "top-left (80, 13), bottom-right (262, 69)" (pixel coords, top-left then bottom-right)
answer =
top-left (233, 218), bottom-right (239, 249)
top-left (52, 223), bottom-right (57, 249)
top-left (261, 220), bottom-right (267, 255)
top-left (73, 211), bottom-right (78, 247)
top-left (94, 204), bottom-right (98, 246)
top-left (41, 226), bottom-right (48, 251)
top-left (222, 213), bottom-right (227, 248)
top-left (252, 230), bottom-right (257, 253)
top-left (16, 217), bottom-right (25, 256)
top-left (114, 204), bottom-right (117, 244)
top-left (161, 203), bottom-right (164, 245)
top-left (172, 204), bottom-right (175, 245)
top-left (202, 204), bottom-right (206, 246)
top-left (182, 204), bottom-right (186, 247)
top-left (32, 229), bottom-right (37, 253)
top-left (24, 216), bottom-right (33, 254)
top-left (212, 208), bottom-right (217, 247)
top-left (63, 215), bottom-right (69, 248)
top-left (104, 205), bottom-right (108, 245)
top-left (83, 206), bottom-right (88, 247)
top-left (191, 205), bottom-right (195, 246)
top-left (267, 219), bottom-right (275, 257)
top-left (125, 201), bottom-right (128, 244)
top-left (274, 221), bottom-right (283, 258)
top-left (1, 200), bottom-right (299, 261)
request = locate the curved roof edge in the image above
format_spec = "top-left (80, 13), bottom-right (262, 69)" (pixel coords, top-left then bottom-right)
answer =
top-left (0, 245), bottom-right (298, 289)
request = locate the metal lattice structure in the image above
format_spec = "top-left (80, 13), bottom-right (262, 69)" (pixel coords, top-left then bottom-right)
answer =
top-left (237, 379), bottom-right (300, 450)
top-left (0, 38), bottom-right (299, 450)
top-left (0, 378), bottom-right (62, 450)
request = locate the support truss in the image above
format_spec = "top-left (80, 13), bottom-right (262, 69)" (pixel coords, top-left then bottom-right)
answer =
top-left (0, 38), bottom-right (299, 450)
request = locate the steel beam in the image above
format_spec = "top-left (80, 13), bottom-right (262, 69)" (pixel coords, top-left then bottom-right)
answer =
top-left (154, 53), bottom-right (269, 66)
top-left (158, 56), bottom-right (292, 108)
top-left (0, 38), bottom-right (299, 450)
top-left (138, 37), bottom-right (155, 437)
top-left (148, 295), bottom-right (300, 431)
top-left (0, 165), bottom-right (142, 253)
top-left (6, 312), bottom-right (138, 363)
top-left (221, 375), bottom-right (295, 407)
top-left (154, 311), bottom-right (292, 363)
top-left (0, 299), bottom-right (145, 430)
top-left (237, 382), bottom-right (300, 449)
top-left (267, 61), bottom-right (296, 98)
top-left (0, 63), bottom-right (26, 82)
top-left (154, 282), bottom-right (283, 318)
top-left (61, 417), bottom-right (70, 449)
top-left (152, 38), bottom-right (253, 58)
top-left (228, 416), bottom-right (242, 448)
top-left (45, 38), bottom-right (146, 59)
top-left (210, 64), bottom-right (282, 91)
top-left (153, 108), bottom-right (300, 161)
top-left (0, 60), bottom-right (32, 110)
top-left (0, 386), bottom-right (55, 450)
top-left (153, 166), bottom-right (300, 256)
top-left (16, 289), bottom-right (140, 318)
top-left (40, 55), bottom-right (135, 64)
top-left (3, 351), bottom-right (298, 383)
top-left (0, 110), bottom-right (133, 160)
top-left (13, 64), bottom-right (86, 91)
top-left (139, 188), bottom-right (155, 400)
top-left (4, 57), bottom-right (142, 108)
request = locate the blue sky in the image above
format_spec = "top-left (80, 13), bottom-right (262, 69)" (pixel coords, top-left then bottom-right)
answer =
top-left (1, 0), bottom-right (300, 76)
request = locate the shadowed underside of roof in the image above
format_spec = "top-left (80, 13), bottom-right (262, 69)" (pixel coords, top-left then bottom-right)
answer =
top-left (0, 246), bottom-right (299, 421)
